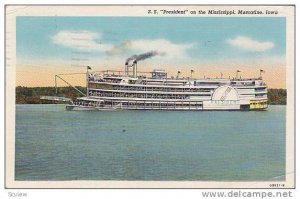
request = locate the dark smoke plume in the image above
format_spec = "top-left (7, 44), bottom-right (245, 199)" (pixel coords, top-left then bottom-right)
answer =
top-left (126, 51), bottom-right (163, 63)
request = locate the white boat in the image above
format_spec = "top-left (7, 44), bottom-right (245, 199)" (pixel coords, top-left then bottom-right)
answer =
top-left (66, 59), bottom-right (268, 111)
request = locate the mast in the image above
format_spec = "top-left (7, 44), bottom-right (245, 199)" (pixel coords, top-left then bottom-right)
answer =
top-left (86, 66), bottom-right (91, 96)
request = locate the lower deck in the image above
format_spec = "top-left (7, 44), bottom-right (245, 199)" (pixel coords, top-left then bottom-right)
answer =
top-left (68, 98), bottom-right (268, 111)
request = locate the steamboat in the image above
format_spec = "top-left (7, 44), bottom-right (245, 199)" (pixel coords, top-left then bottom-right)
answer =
top-left (65, 59), bottom-right (268, 111)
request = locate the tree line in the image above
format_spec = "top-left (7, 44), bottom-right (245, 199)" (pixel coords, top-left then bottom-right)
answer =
top-left (16, 86), bottom-right (86, 104)
top-left (15, 86), bottom-right (287, 105)
top-left (267, 88), bottom-right (287, 105)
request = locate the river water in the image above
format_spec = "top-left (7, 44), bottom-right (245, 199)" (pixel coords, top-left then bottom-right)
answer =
top-left (15, 105), bottom-right (286, 181)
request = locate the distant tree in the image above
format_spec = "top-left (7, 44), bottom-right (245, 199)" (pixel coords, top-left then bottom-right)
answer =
top-left (15, 86), bottom-right (86, 104)
top-left (268, 88), bottom-right (287, 105)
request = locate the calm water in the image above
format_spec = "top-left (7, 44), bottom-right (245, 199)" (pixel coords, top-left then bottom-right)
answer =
top-left (15, 105), bottom-right (286, 181)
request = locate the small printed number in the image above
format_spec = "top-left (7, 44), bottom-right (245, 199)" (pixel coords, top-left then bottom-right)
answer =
top-left (269, 184), bottom-right (285, 187)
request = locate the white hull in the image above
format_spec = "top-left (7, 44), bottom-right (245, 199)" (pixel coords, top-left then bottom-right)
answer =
top-left (66, 103), bottom-right (267, 111)
top-left (66, 105), bottom-right (97, 111)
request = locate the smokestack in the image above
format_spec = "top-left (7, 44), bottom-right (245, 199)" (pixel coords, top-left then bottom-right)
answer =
top-left (125, 51), bottom-right (163, 77)
top-left (125, 62), bottom-right (128, 76)
top-left (133, 60), bottom-right (137, 78)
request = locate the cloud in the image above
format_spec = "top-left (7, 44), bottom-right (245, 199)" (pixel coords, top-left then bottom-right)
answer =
top-left (127, 39), bottom-right (194, 59)
top-left (52, 30), bottom-right (112, 52)
top-left (52, 31), bottom-right (195, 61)
top-left (105, 39), bottom-right (195, 63)
top-left (105, 40), bottom-right (132, 56)
top-left (227, 36), bottom-right (274, 52)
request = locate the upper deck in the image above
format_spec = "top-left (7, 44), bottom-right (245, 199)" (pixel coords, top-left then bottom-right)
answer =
top-left (88, 69), bottom-right (267, 89)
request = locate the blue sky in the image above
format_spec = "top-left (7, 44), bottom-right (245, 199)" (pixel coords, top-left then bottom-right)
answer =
top-left (16, 16), bottom-right (286, 87)
top-left (17, 17), bottom-right (285, 61)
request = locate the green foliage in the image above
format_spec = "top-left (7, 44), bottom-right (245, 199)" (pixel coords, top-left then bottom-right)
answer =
top-left (16, 86), bottom-right (86, 104)
top-left (267, 88), bottom-right (287, 105)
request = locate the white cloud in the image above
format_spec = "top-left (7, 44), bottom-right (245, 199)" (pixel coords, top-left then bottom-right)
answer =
top-left (127, 39), bottom-right (195, 59)
top-left (52, 31), bottom-right (112, 52)
top-left (105, 40), bottom-right (133, 56)
top-left (227, 36), bottom-right (274, 52)
top-left (52, 31), bottom-right (195, 60)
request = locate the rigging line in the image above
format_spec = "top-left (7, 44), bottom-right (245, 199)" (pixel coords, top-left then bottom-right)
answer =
top-left (55, 75), bottom-right (86, 96)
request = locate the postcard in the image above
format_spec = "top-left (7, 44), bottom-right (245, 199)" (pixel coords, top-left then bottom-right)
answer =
top-left (5, 5), bottom-right (295, 188)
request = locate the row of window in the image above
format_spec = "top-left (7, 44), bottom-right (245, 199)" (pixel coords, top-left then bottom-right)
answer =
top-left (104, 101), bottom-right (203, 108)
top-left (255, 87), bottom-right (267, 91)
top-left (89, 83), bottom-right (212, 92)
top-left (255, 94), bottom-right (267, 98)
top-left (89, 83), bottom-right (266, 93)
top-left (88, 90), bottom-right (266, 100)
top-left (88, 90), bottom-right (212, 99)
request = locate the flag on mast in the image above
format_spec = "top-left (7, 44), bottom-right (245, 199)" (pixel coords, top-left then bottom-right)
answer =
top-left (190, 69), bottom-right (194, 78)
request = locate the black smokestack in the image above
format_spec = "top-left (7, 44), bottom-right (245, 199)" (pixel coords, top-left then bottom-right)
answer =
top-left (126, 51), bottom-right (160, 63)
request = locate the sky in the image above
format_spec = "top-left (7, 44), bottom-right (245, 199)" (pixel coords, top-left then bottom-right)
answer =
top-left (16, 17), bottom-right (286, 88)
